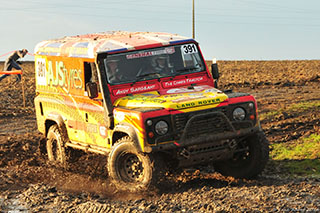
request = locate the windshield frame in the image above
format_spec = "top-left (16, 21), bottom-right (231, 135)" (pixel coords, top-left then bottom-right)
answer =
top-left (98, 42), bottom-right (207, 85)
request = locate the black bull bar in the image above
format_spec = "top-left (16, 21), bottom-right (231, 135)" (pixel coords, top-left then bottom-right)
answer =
top-left (152, 111), bottom-right (261, 152)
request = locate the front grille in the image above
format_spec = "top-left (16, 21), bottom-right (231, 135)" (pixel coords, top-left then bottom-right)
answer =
top-left (173, 113), bottom-right (189, 133)
top-left (172, 107), bottom-right (232, 139)
top-left (185, 113), bottom-right (233, 138)
top-left (232, 121), bottom-right (253, 130)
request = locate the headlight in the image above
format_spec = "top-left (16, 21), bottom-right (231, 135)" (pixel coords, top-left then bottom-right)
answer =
top-left (146, 120), bottom-right (153, 126)
top-left (155, 120), bottom-right (168, 135)
top-left (233, 107), bottom-right (246, 121)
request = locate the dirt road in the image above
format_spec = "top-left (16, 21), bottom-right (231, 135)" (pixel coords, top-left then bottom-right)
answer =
top-left (0, 61), bottom-right (319, 212)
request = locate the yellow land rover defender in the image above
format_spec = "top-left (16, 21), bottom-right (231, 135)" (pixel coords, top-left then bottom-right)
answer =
top-left (34, 31), bottom-right (269, 191)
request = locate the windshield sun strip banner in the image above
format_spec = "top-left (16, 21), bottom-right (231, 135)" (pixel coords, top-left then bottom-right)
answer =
top-left (112, 83), bottom-right (160, 96)
top-left (126, 47), bottom-right (175, 60)
top-left (162, 75), bottom-right (208, 88)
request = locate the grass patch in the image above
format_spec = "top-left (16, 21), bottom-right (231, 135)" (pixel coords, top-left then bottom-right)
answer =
top-left (277, 159), bottom-right (320, 176)
top-left (260, 100), bottom-right (320, 120)
top-left (271, 134), bottom-right (320, 160)
top-left (260, 111), bottom-right (280, 120)
top-left (270, 134), bottom-right (320, 177)
top-left (289, 101), bottom-right (320, 112)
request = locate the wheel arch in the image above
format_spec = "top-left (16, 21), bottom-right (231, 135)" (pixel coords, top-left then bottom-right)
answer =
top-left (112, 123), bottom-right (143, 152)
top-left (44, 113), bottom-right (69, 143)
top-left (38, 114), bottom-right (68, 155)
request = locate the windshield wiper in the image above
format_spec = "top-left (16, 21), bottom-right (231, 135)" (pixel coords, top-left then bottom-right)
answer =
top-left (136, 72), bottom-right (160, 80)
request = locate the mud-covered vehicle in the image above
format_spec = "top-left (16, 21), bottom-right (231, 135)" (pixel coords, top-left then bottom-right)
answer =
top-left (34, 31), bottom-right (269, 192)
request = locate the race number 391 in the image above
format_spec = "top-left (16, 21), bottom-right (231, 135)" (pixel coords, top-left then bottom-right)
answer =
top-left (36, 58), bottom-right (47, 86)
top-left (181, 44), bottom-right (198, 55)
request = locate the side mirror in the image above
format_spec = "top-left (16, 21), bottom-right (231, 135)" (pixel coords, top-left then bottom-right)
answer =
top-left (211, 58), bottom-right (219, 88)
top-left (211, 58), bottom-right (220, 79)
top-left (86, 82), bottom-right (99, 99)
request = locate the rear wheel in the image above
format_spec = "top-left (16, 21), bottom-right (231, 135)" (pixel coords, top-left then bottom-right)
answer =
top-left (214, 132), bottom-right (269, 178)
top-left (107, 137), bottom-right (164, 192)
top-left (46, 124), bottom-right (67, 168)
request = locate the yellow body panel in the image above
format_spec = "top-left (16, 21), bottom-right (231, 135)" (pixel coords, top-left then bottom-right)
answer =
top-left (34, 55), bottom-right (110, 149)
top-left (114, 87), bottom-right (228, 112)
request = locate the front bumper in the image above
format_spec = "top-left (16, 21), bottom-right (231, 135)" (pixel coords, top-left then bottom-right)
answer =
top-left (152, 111), bottom-right (260, 151)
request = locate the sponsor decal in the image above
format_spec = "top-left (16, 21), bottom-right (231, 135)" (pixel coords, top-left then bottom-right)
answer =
top-left (114, 110), bottom-right (141, 122)
top-left (99, 126), bottom-right (107, 137)
top-left (113, 83), bottom-right (159, 96)
top-left (176, 98), bottom-right (222, 109)
top-left (68, 120), bottom-right (97, 132)
top-left (177, 102), bottom-right (196, 108)
top-left (120, 95), bottom-right (166, 104)
top-left (114, 110), bottom-right (125, 122)
top-left (67, 42), bottom-right (90, 57)
top-left (204, 88), bottom-right (222, 93)
top-left (86, 123), bottom-right (97, 133)
top-left (46, 60), bottom-right (83, 92)
top-left (163, 76), bottom-right (207, 89)
top-left (140, 93), bottom-right (159, 97)
top-left (126, 47), bottom-right (175, 59)
top-left (171, 95), bottom-right (206, 103)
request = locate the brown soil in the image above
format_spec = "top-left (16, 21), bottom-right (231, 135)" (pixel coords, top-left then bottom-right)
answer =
top-left (0, 61), bottom-right (319, 212)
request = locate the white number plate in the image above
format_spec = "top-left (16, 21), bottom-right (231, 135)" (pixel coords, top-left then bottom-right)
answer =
top-left (181, 44), bottom-right (198, 55)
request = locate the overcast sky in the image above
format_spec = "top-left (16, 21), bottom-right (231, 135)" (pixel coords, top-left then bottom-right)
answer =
top-left (1, 0), bottom-right (320, 61)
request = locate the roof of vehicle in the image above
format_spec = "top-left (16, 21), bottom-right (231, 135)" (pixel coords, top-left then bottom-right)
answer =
top-left (34, 31), bottom-right (193, 59)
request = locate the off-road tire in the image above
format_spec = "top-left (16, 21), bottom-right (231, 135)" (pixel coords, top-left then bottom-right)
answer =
top-left (214, 132), bottom-right (269, 179)
top-left (107, 136), bottom-right (165, 192)
top-left (46, 124), bottom-right (67, 168)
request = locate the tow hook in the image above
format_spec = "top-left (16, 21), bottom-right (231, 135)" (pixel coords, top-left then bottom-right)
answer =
top-left (179, 148), bottom-right (190, 159)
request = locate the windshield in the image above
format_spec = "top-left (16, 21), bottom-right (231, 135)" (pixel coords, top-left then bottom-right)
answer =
top-left (102, 43), bottom-right (206, 84)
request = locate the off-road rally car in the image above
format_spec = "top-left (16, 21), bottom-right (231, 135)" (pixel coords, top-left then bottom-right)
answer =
top-left (34, 31), bottom-right (269, 192)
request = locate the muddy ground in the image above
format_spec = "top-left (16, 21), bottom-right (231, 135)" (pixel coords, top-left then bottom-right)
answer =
top-left (0, 61), bottom-right (319, 212)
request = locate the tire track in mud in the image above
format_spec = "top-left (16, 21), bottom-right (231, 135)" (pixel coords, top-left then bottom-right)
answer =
top-left (1, 83), bottom-right (319, 212)
top-left (0, 61), bottom-right (320, 211)
top-left (0, 116), bottom-right (36, 135)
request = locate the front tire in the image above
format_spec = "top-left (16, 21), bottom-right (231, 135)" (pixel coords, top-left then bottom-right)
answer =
top-left (214, 132), bottom-right (269, 179)
top-left (46, 124), bottom-right (67, 168)
top-left (107, 137), bottom-right (161, 192)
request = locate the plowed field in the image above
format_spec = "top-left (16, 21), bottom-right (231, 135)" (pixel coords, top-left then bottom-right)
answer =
top-left (0, 61), bottom-right (319, 212)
